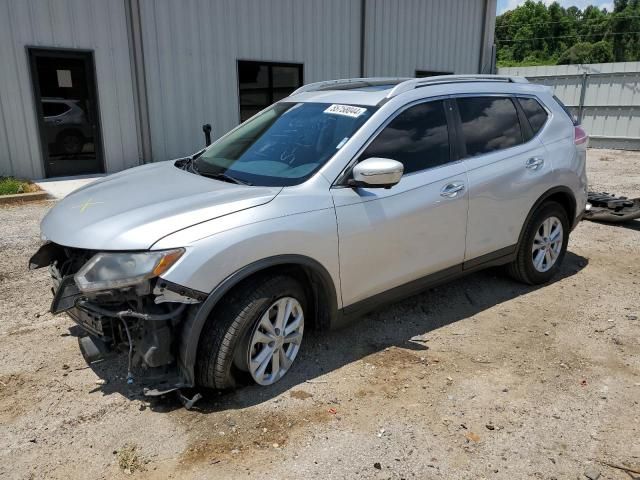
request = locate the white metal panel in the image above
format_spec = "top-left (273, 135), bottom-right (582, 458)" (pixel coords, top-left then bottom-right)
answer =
top-left (139, 0), bottom-right (492, 162)
top-left (364, 0), bottom-right (486, 77)
top-left (0, 0), bottom-right (139, 178)
top-left (139, 0), bottom-right (363, 162)
top-left (499, 62), bottom-right (640, 149)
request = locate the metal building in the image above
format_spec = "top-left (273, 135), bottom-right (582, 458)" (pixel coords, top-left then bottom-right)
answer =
top-left (0, 0), bottom-right (497, 180)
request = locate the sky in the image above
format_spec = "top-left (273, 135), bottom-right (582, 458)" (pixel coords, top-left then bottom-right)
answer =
top-left (497, 0), bottom-right (614, 15)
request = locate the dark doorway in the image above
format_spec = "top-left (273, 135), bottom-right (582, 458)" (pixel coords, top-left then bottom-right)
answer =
top-left (28, 48), bottom-right (104, 178)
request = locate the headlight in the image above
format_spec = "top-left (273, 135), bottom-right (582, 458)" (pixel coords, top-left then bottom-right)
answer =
top-left (74, 249), bottom-right (185, 292)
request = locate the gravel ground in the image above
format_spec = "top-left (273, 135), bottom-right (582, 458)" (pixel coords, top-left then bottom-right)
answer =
top-left (1, 149), bottom-right (639, 479)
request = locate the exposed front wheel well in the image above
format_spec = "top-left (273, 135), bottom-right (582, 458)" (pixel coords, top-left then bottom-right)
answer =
top-left (180, 257), bottom-right (338, 386)
top-left (212, 263), bottom-right (334, 332)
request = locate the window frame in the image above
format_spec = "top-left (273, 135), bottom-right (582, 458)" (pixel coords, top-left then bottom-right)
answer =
top-left (333, 96), bottom-right (461, 187)
top-left (236, 60), bottom-right (303, 123)
top-left (451, 93), bottom-right (539, 160)
top-left (415, 70), bottom-right (453, 78)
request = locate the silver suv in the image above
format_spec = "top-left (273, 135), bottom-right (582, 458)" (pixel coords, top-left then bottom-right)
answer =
top-left (30, 75), bottom-right (588, 394)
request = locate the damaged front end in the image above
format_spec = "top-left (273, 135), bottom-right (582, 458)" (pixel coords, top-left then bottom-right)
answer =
top-left (29, 242), bottom-right (206, 395)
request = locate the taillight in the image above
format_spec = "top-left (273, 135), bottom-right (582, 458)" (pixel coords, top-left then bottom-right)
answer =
top-left (574, 125), bottom-right (588, 145)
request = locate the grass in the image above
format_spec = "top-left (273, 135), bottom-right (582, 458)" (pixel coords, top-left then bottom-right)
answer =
top-left (0, 177), bottom-right (38, 196)
top-left (116, 443), bottom-right (145, 474)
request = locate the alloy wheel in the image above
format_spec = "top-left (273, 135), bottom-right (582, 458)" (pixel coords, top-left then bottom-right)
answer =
top-left (247, 297), bottom-right (304, 385)
top-left (531, 216), bottom-right (563, 273)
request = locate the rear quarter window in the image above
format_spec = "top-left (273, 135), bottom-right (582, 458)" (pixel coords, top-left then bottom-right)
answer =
top-left (552, 95), bottom-right (578, 125)
top-left (517, 97), bottom-right (549, 135)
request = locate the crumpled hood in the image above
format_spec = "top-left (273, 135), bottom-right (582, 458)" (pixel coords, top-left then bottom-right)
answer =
top-left (41, 161), bottom-right (281, 250)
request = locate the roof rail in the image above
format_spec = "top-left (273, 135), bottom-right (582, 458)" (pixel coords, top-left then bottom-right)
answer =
top-left (291, 77), bottom-right (411, 95)
top-left (386, 74), bottom-right (529, 99)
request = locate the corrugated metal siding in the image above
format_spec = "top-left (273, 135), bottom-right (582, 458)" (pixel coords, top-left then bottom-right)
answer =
top-left (499, 62), bottom-right (640, 150)
top-left (364, 0), bottom-right (486, 77)
top-left (0, 0), bottom-right (494, 176)
top-left (0, 0), bottom-right (139, 178)
top-left (139, 0), bottom-right (363, 162)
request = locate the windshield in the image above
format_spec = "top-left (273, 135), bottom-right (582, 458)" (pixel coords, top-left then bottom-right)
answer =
top-left (194, 102), bottom-right (376, 186)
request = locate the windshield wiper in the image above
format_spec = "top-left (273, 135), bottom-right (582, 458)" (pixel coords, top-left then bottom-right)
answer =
top-left (182, 155), bottom-right (252, 185)
top-left (177, 155), bottom-right (197, 173)
top-left (198, 171), bottom-right (253, 186)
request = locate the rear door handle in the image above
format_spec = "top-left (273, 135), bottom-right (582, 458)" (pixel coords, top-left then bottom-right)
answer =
top-left (440, 182), bottom-right (465, 198)
top-left (525, 157), bottom-right (544, 170)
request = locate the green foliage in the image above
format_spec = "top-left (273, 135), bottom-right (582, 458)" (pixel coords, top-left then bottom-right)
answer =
top-left (0, 177), bottom-right (31, 196)
top-left (556, 40), bottom-right (614, 64)
top-left (590, 40), bottom-right (615, 62)
top-left (496, 0), bottom-right (640, 67)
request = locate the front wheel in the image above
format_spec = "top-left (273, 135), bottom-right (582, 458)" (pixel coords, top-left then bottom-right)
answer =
top-left (507, 201), bottom-right (570, 285)
top-left (195, 275), bottom-right (307, 390)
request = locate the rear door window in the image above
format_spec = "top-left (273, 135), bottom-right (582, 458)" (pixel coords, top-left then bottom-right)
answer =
top-left (456, 97), bottom-right (524, 157)
top-left (517, 97), bottom-right (549, 135)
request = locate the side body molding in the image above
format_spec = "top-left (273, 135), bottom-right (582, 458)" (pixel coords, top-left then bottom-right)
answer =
top-left (178, 255), bottom-right (339, 385)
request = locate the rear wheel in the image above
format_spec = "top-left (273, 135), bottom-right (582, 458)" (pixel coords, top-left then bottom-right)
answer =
top-left (507, 201), bottom-right (569, 285)
top-left (195, 275), bottom-right (307, 390)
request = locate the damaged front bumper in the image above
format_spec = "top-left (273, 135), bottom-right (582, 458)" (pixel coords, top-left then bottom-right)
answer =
top-left (30, 242), bottom-right (207, 395)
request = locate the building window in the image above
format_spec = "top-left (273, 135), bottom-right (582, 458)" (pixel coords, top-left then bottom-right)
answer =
top-left (415, 70), bottom-right (452, 78)
top-left (237, 60), bottom-right (303, 122)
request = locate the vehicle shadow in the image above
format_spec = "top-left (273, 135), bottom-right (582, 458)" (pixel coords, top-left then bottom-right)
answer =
top-left (77, 251), bottom-right (588, 411)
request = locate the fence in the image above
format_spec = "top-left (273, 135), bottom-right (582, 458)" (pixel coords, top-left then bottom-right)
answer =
top-left (499, 62), bottom-right (640, 150)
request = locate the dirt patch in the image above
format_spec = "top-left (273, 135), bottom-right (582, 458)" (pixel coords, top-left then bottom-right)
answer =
top-left (290, 389), bottom-right (313, 400)
top-left (0, 373), bottom-right (43, 422)
top-left (178, 407), bottom-right (333, 468)
top-left (365, 345), bottom-right (427, 369)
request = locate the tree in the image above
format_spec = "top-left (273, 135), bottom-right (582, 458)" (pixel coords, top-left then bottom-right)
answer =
top-left (495, 0), bottom-right (639, 67)
top-left (612, 0), bottom-right (631, 61)
top-left (557, 42), bottom-right (594, 64)
top-left (556, 41), bottom-right (614, 65)
top-left (590, 41), bottom-right (615, 63)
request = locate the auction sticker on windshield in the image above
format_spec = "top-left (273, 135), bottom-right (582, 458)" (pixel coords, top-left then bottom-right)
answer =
top-left (324, 104), bottom-right (367, 118)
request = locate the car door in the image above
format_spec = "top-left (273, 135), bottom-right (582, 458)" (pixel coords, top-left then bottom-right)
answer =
top-left (455, 95), bottom-right (554, 263)
top-left (331, 98), bottom-right (469, 310)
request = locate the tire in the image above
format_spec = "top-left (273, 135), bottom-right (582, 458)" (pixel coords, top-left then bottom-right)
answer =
top-left (507, 201), bottom-right (570, 285)
top-left (195, 275), bottom-right (307, 390)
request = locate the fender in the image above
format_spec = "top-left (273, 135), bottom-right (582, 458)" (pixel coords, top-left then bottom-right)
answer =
top-left (178, 254), bottom-right (339, 385)
top-left (516, 186), bottom-right (577, 251)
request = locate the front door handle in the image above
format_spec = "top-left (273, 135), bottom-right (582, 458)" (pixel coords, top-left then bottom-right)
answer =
top-left (525, 157), bottom-right (545, 170)
top-left (440, 182), bottom-right (465, 198)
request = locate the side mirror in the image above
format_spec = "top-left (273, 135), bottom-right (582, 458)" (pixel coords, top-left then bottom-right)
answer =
top-left (350, 157), bottom-right (404, 188)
